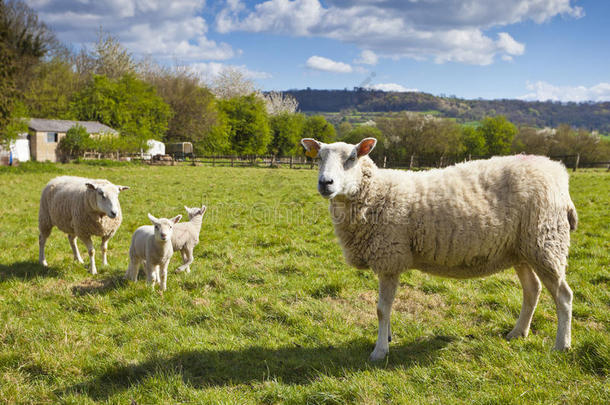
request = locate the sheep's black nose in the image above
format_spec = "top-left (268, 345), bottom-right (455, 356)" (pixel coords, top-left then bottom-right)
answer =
top-left (110, 210), bottom-right (117, 218)
top-left (319, 178), bottom-right (334, 186)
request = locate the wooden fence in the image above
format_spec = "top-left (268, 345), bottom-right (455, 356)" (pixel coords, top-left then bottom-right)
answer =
top-left (75, 151), bottom-right (610, 172)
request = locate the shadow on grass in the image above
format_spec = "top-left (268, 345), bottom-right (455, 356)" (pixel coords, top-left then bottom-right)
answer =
top-left (0, 261), bottom-right (59, 281)
top-left (71, 274), bottom-right (128, 296)
top-left (61, 335), bottom-right (454, 400)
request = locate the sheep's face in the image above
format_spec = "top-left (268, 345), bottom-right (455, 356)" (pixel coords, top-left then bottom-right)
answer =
top-left (184, 205), bottom-right (207, 220)
top-left (86, 182), bottom-right (129, 219)
top-left (148, 213), bottom-right (182, 242)
top-left (301, 138), bottom-right (377, 199)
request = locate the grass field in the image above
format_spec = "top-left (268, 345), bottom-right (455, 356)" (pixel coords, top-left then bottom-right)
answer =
top-left (0, 163), bottom-right (608, 404)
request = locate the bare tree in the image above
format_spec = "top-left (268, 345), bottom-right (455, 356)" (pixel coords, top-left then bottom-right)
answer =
top-left (263, 91), bottom-right (299, 116)
top-left (210, 67), bottom-right (259, 99)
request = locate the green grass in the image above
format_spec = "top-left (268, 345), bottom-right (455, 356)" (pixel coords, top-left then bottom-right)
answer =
top-left (0, 165), bottom-right (608, 404)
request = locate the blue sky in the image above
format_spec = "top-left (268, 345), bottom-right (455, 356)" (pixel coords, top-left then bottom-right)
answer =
top-left (26, 0), bottom-right (610, 101)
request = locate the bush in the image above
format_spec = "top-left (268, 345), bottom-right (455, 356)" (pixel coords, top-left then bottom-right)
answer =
top-left (58, 124), bottom-right (92, 159)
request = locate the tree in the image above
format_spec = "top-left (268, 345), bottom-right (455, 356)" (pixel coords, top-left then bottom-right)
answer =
top-left (24, 56), bottom-right (80, 119)
top-left (144, 66), bottom-right (229, 154)
top-left (302, 115), bottom-right (336, 143)
top-left (218, 95), bottom-right (271, 155)
top-left (264, 91), bottom-right (299, 116)
top-left (1, 0), bottom-right (56, 146)
top-left (476, 116), bottom-right (517, 155)
top-left (462, 125), bottom-right (487, 156)
top-left (268, 112), bottom-right (305, 155)
top-left (70, 74), bottom-right (171, 149)
top-left (58, 124), bottom-right (91, 158)
top-left (211, 67), bottom-right (258, 100)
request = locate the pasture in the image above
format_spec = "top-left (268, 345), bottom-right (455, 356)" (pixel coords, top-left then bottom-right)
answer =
top-left (0, 163), bottom-right (608, 404)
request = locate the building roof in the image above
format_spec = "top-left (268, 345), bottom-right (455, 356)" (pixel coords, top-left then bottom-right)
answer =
top-left (27, 118), bottom-right (118, 134)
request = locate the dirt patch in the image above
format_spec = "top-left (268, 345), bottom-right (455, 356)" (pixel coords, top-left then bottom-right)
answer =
top-left (71, 276), bottom-right (126, 295)
top-left (358, 287), bottom-right (447, 319)
top-left (192, 297), bottom-right (210, 307)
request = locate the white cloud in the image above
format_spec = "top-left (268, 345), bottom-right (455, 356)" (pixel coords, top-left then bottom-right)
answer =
top-left (216, 0), bottom-right (582, 65)
top-left (306, 55), bottom-right (353, 73)
top-left (188, 62), bottom-right (272, 81)
top-left (520, 81), bottom-right (610, 102)
top-left (368, 83), bottom-right (418, 92)
top-left (28, 0), bottom-right (237, 61)
top-left (354, 50), bottom-right (378, 65)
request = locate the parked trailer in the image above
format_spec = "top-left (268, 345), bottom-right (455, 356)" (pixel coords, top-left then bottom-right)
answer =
top-left (167, 142), bottom-right (194, 160)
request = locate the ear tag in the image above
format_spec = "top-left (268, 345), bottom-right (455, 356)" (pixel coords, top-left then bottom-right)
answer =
top-left (306, 149), bottom-right (318, 158)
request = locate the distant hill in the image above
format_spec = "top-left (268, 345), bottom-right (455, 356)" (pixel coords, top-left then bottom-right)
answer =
top-left (284, 89), bottom-right (610, 133)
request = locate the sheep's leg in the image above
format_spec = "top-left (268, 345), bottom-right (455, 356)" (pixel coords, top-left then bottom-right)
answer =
top-left (177, 248), bottom-right (193, 273)
top-left (536, 271), bottom-right (573, 350)
top-left (68, 235), bottom-right (84, 264)
top-left (38, 227), bottom-right (52, 267)
top-left (101, 236), bottom-right (110, 266)
top-left (125, 258), bottom-right (140, 281)
top-left (145, 262), bottom-right (158, 288)
top-left (82, 237), bottom-right (97, 275)
top-left (160, 261), bottom-right (169, 291)
top-left (507, 263), bottom-right (541, 340)
top-left (370, 273), bottom-right (399, 361)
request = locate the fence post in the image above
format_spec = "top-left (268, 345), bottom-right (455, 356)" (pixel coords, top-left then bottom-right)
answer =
top-left (212, 155), bottom-right (215, 167)
top-left (231, 156), bottom-right (234, 167)
top-left (409, 154), bottom-right (415, 170)
top-left (383, 155), bottom-right (387, 168)
top-left (573, 153), bottom-right (580, 172)
top-left (290, 156), bottom-right (293, 169)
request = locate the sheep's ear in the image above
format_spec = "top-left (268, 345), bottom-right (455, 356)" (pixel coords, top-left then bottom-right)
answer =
top-left (147, 213), bottom-right (158, 224)
top-left (118, 185), bottom-right (129, 192)
top-left (85, 182), bottom-right (97, 191)
top-left (171, 215), bottom-right (182, 224)
top-left (356, 138), bottom-right (377, 157)
top-left (200, 205), bottom-right (207, 216)
top-left (184, 205), bottom-right (190, 212)
top-left (301, 138), bottom-right (321, 158)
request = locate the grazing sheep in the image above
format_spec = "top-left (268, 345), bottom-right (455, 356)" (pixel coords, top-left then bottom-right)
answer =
top-left (172, 205), bottom-right (207, 273)
top-left (39, 176), bottom-right (129, 274)
top-left (301, 137), bottom-right (578, 361)
top-left (126, 213), bottom-right (182, 291)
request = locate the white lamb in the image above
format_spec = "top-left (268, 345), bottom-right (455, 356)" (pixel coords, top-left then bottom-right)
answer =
top-left (301, 137), bottom-right (578, 361)
top-left (39, 176), bottom-right (129, 274)
top-left (172, 205), bottom-right (207, 273)
top-left (125, 213), bottom-right (182, 291)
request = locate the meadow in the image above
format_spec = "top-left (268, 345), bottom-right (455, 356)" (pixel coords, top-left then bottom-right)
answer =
top-left (0, 163), bottom-right (608, 404)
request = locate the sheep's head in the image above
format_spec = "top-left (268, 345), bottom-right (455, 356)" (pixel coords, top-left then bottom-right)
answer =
top-left (86, 182), bottom-right (129, 219)
top-left (184, 205), bottom-right (207, 220)
top-left (301, 138), bottom-right (376, 199)
top-left (148, 213), bottom-right (182, 242)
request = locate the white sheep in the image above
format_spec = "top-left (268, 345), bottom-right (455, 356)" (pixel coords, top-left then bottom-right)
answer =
top-left (301, 137), bottom-right (578, 361)
top-left (172, 205), bottom-right (207, 273)
top-left (125, 213), bottom-right (182, 291)
top-left (39, 176), bottom-right (129, 274)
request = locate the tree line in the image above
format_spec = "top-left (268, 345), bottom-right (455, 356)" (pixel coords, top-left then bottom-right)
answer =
top-left (284, 89), bottom-right (610, 134)
top-left (1, 0), bottom-right (608, 165)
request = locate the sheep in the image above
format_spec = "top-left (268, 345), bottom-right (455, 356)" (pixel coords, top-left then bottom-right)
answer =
top-left (125, 213), bottom-right (182, 291)
top-left (172, 205), bottom-right (207, 273)
top-left (301, 137), bottom-right (578, 361)
top-left (39, 176), bottom-right (129, 274)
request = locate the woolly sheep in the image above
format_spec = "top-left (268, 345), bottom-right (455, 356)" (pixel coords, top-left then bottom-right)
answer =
top-left (172, 205), bottom-right (207, 273)
top-left (39, 176), bottom-right (129, 274)
top-left (125, 213), bottom-right (182, 291)
top-left (301, 137), bottom-right (578, 361)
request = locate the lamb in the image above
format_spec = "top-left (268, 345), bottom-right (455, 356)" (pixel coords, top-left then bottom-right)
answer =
top-left (125, 213), bottom-right (182, 291)
top-left (39, 176), bottom-right (129, 274)
top-left (172, 205), bottom-right (207, 273)
top-left (301, 137), bottom-right (578, 361)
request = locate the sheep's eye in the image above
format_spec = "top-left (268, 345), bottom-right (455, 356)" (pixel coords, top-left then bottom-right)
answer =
top-left (346, 155), bottom-right (356, 163)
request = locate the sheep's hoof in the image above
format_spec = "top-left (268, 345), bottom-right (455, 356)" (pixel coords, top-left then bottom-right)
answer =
top-left (506, 329), bottom-right (528, 340)
top-left (75, 257), bottom-right (84, 264)
top-left (552, 344), bottom-right (571, 352)
top-left (369, 347), bottom-right (388, 362)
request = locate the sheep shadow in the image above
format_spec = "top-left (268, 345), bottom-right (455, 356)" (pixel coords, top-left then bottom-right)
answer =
top-left (71, 274), bottom-right (128, 296)
top-left (0, 261), bottom-right (59, 281)
top-left (60, 335), bottom-right (454, 401)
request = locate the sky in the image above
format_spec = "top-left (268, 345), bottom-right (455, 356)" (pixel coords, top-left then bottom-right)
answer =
top-left (25, 0), bottom-right (610, 101)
